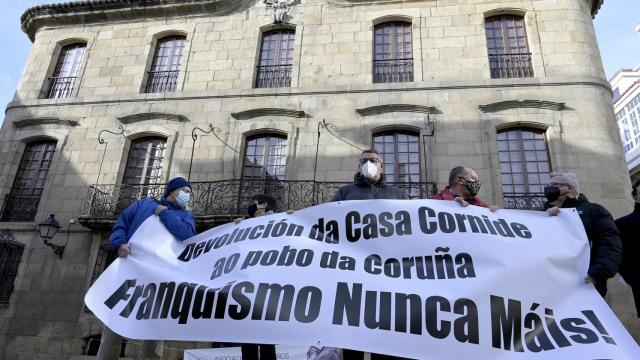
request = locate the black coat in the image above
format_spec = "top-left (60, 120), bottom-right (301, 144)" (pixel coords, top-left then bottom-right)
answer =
top-left (615, 203), bottom-right (640, 316)
top-left (546, 196), bottom-right (622, 295)
top-left (331, 173), bottom-right (408, 201)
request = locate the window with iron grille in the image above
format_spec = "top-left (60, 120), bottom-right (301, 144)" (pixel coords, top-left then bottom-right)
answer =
top-left (45, 43), bottom-right (86, 99)
top-left (484, 16), bottom-right (533, 78)
top-left (373, 131), bottom-right (421, 183)
top-left (373, 22), bottom-right (413, 83)
top-left (1, 141), bottom-right (57, 222)
top-left (242, 135), bottom-right (288, 180)
top-left (117, 137), bottom-right (167, 211)
top-left (256, 30), bottom-right (295, 88)
top-left (145, 36), bottom-right (185, 93)
top-left (0, 230), bottom-right (24, 305)
top-left (497, 128), bottom-right (551, 209)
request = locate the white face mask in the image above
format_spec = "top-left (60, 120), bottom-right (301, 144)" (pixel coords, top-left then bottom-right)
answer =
top-left (176, 191), bottom-right (190, 208)
top-left (361, 161), bottom-right (378, 179)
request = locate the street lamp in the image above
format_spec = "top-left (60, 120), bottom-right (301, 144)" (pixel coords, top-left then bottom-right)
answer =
top-left (38, 214), bottom-right (67, 259)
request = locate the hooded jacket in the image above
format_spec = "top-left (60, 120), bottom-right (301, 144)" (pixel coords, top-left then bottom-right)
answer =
top-left (109, 197), bottom-right (196, 249)
top-left (545, 196), bottom-right (622, 294)
top-left (331, 173), bottom-right (408, 201)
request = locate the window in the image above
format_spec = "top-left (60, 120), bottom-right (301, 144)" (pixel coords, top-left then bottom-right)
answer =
top-left (1, 141), bottom-right (57, 222)
top-left (118, 137), bottom-right (167, 211)
top-left (242, 134), bottom-right (288, 180)
top-left (484, 16), bottom-right (533, 78)
top-left (497, 128), bottom-right (550, 209)
top-left (373, 22), bottom-right (413, 83)
top-left (373, 131), bottom-right (420, 183)
top-left (0, 230), bottom-right (24, 305)
top-left (256, 30), bottom-right (295, 88)
top-left (145, 36), bottom-right (186, 93)
top-left (46, 43), bottom-right (86, 98)
top-left (616, 94), bottom-right (640, 154)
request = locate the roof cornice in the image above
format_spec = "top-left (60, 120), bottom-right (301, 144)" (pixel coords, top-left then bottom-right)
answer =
top-left (20, 0), bottom-right (251, 41)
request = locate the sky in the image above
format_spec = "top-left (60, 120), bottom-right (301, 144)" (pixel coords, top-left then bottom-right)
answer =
top-left (0, 0), bottom-right (639, 121)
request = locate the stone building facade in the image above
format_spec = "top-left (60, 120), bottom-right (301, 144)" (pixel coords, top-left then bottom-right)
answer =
top-left (0, 0), bottom-right (636, 358)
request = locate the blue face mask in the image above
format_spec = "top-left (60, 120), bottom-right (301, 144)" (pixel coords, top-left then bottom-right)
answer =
top-left (176, 191), bottom-right (190, 208)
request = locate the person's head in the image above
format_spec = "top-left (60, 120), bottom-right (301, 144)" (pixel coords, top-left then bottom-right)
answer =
top-left (448, 166), bottom-right (481, 199)
top-left (545, 172), bottom-right (580, 205)
top-left (164, 177), bottom-right (193, 208)
top-left (358, 149), bottom-right (384, 183)
top-left (247, 194), bottom-right (276, 218)
top-left (632, 179), bottom-right (640, 203)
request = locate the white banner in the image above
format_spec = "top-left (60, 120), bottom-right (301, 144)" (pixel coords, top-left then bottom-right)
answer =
top-left (85, 200), bottom-right (640, 359)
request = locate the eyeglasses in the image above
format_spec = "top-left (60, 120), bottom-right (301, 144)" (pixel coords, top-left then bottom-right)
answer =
top-left (549, 183), bottom-right (570, 188)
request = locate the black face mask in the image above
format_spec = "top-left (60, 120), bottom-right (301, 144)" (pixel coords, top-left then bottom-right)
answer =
top-left (463, 179), bottom-right (481, 197)
top-left (544, 186), bottom-right (566, 202)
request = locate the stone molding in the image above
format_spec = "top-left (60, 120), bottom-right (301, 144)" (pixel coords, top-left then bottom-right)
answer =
top-left (230, 108), bottom-right (307, 120)
top-left (356, 104), bottom-right (439, 116)
top-left (21, 0), bottom-right (255, 41)
top-left (12, 117), bottom-right (80, 129)
top-left (478, 100), bottom-right (567, 113)
top-left (117, 112), bottom-right (190, 124)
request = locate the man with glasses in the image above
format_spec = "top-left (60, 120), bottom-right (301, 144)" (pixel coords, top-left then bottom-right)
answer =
top-left (431, 166), bottom-right (497, 211)
top-left (544, 172), bottom-right (621, 297)
top-left (331, 148), bottom-right (408, 201)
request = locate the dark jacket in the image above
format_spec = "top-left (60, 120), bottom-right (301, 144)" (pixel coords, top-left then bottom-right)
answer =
top-left (331, 173), bottom-right (408, 201)
top-left (109, 197), bottom-right (196, 249)
top-left (615, 203), bottom-right (640, 316)
top-left (545, 196), bottom-right (622, 295)
top-left (431, 186), bottom-right (489, 208)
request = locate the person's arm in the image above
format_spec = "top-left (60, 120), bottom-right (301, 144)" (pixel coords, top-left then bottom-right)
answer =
top-left (158, 210), bottom-right (196, 241)
top-left (331, 188), bottom-right (344, 202)
top-left (587, 205), bottom-right (622, 281)
top-left (108, 200), bottom-right (140, 249)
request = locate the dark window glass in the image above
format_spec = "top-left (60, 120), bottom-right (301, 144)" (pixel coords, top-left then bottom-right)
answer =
top-left (498, 128), bottom-right (550, 209)
top-left (484, 16), bottom-right (533, 78)
top-left (145, 36), bottom-right (185, 93)
top-left (0, 230), bottom-right (24, 304)
top-left (1, 141), bottom-right (57, 222)
top-left (46, 43), bottom-right (86, 98)
top-left (117, 137), bottom-right (167, 210)
top-left (373, 22), bottom-right (413, 83)
top-left (373, 131), bottom-right (420, 183)
top-left (242, 135), bottom-right (288, 180)
top-left (256, 30), bottom-right (295, 88)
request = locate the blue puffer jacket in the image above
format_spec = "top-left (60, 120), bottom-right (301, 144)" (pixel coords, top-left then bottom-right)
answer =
top-left (109, 197), bottom-right (196, 249)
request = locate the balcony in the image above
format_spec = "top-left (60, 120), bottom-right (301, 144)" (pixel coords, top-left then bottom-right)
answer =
top-left (145, 70), bottom-right (179, 93)
top-left (488, 53), bottom-right (533, 79)
top-left (78, 179), bottom-right (437, 230)
top-left (373, 58), bottom-right (414, 83)
top-left (0, 194), bottom-right (42, 222)
top-left (502, 193), bottom-right (545, 210)
top-left (46, 76), bottom-right (77, 98)
top-left (255, 64), bottom-right (292, 88)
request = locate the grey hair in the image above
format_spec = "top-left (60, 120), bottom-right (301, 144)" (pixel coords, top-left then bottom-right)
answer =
top-left (550, 172), bottom-right (580, 193)
top-left (448, 166), bottom-right (469, 186)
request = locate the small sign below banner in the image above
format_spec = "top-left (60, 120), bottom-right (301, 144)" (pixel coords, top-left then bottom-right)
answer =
top-left (85, 200), bottom-right (640, 359)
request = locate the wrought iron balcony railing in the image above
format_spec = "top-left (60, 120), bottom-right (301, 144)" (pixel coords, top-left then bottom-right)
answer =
top-left (373, 58), bottom-right (414, 83)
top-left (0, 194), bottom-right (42, 222)
top-left (46, 76), bottom-right (77, 98)
top-left (502, 193), bottom-right (545, 210)
top-left (255, 64), bottom-right (292, 88)
top-left (145, 70), bottom-right (180, 93)
top-left (80, 180), bottom-right (438, 219)
top-left (488, 53), bottom-right (533, 79)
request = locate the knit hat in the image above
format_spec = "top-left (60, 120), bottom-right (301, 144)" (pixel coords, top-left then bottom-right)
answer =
top-left (164, 177), bottom-right (192, 197)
